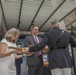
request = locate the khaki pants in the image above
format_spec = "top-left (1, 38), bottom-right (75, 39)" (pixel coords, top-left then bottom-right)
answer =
top-left (51, 68), bottom-right (71, 75)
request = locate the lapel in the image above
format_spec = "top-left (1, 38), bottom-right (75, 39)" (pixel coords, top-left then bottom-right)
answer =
top-left (31, 35), bottom-right (36, 45)
top-left (31, 35), bottom-right (40, 44)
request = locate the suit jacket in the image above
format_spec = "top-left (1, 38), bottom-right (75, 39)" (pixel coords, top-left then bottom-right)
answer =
top-left (24, 35), bottom-right (42, 65)
top-left (29, 27), bottom-right (76, 68)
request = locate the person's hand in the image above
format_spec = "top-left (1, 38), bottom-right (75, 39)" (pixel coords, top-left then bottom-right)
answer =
top-left (12, 49), bottom-right (22, 54)
top-left (22, 47), bottom-right (30, 54)
top-left (16, 50), bottom-right (22, 54)
top-left (25, 52), bottom-right (34, 56)
top-left (12, 49), bottom-right (17, 53)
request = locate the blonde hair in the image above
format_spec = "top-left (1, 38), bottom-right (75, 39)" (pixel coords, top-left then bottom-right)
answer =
top-left (4, 28), bottom-right (20, 42)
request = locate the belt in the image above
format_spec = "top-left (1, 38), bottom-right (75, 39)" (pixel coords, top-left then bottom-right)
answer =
top-left (51, 47), bottom-right (66, 50)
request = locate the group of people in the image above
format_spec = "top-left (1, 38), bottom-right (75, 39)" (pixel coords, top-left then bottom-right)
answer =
top-left (0, 20), bottom-right (76, 75)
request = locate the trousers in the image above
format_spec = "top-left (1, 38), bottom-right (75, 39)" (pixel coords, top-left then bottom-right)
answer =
top-left (51, 68), bottom-right (71, 75)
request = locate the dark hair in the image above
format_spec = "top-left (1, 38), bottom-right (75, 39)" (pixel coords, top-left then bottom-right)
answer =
top-left (31, 25), bottom-right (39, 31)
top-left (51, 19), bottom-right (58, 25)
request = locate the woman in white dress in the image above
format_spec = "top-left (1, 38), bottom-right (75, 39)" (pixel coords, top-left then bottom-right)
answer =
top-left (0, 28), bottom-right (23, 75)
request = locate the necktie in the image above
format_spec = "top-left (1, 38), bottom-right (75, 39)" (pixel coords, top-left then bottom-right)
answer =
top-left (35, 36), bottom-right (41, 56)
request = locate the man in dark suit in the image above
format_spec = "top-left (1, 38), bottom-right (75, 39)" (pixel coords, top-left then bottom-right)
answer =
top-left (24, 25), bottom-right (43, 75)
top-left (24, 20), bottom-right (76, 75)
